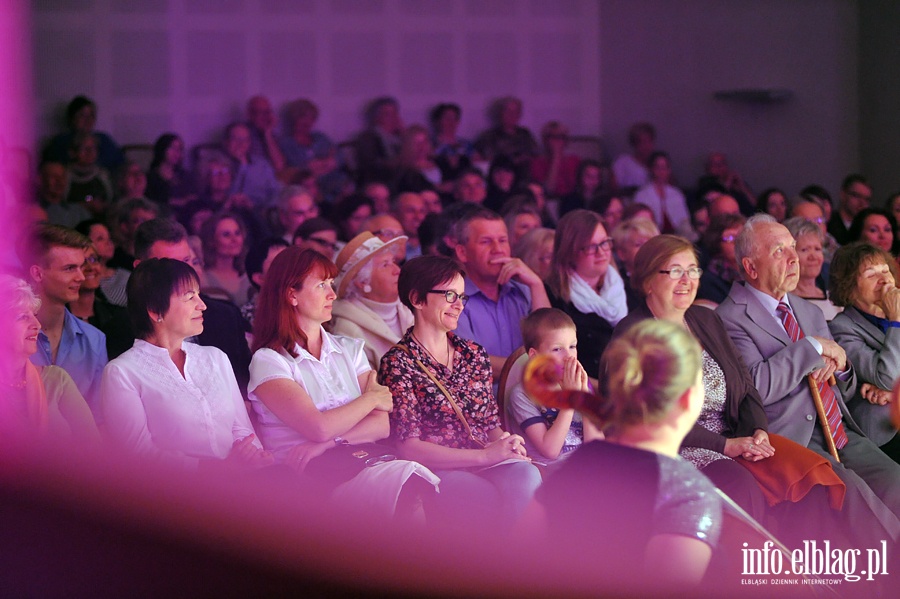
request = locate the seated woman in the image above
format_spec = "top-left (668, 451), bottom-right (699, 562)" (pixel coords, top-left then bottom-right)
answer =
top-left (393, 124), bottom-right (447, 195)
top-left (611, 216), bottom-right (659, 309)
top-left (199, 212), bottom-right (253, 306)
top-left (848, 207), bottom-right (899, 259)
top-left (483, 155), bottom-right (521, 213)
top-left (590, 193), bottom-right (625, 234)
top-left (513, 227), bottom-right (554, 283)
top-left (331, 194), bottom-right (374, 243)
top-left (559, 159), bottom-right (610, 217)
top-left (618, 235), bottom-right (888, 549)
top-left (473, 96), bottom-right (539, 181)
top-left (529, 121), bottom-right (580, 198)
top-left (76, 219), bottom-right (130, 305)
top-left (784, 217), bottom-right (841, 321)
top-left (430, 103), bottom-right (480, 183)
top-left (279, 99), bottom-right (349, 203)
top-left (696, 213), bottom-right (745, 307)
top-left (67, 243), bottom-right (132, 358)
top-left (330, 232), bottom-right (413, 369)
top-left (65, 133), bottom-right (113, 217)
top-left (248, 247), bottom-right (437, 513)
top-left (146, 133), bottom-right (196, 208)
top-left (100, 258), bottom-right (271, 469)
top-left (546, 210), bottom-right (628, 378)
top-left (0, 275), bottom-right (100, 442)
top-left (829, 242), bottom-right (900, 463)
top-left (379, 255), bottom-right (542, 531)
top-left (533, 319), bottom-right (721, 586)
top-left (757, 187), bottom-right (788, 222)
top-left (632, 152), bottom-right (692, 238)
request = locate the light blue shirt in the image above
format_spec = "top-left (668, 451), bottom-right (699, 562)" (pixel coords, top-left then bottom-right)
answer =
top-left (31, 309), bottom-right (107, 417)
top-left (454, 278), bottom-right (531, 359)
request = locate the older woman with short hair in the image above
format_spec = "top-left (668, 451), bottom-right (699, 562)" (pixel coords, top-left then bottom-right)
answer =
top-left (100, 258), bottom-right (271, 470)
top-left (379, 255), bottom-right (541, 531)
top-left (0, 274), bottom-right (99, 442)
top-left (330, 232), bottom-right (413, 368)
top-left (829, 242), bottom-right (900, 463)
top-left (784, 217), bottom-right (840, 321)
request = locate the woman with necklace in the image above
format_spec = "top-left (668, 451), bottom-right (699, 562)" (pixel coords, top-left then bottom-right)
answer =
top-left (614, 235), bottom-right (892, 550)
top-left (546, 209), bottom-right (628, 379)
top-left (379, 255), bottom-right (542, 532)
top-left (0, 275), bottom-right (99, 442)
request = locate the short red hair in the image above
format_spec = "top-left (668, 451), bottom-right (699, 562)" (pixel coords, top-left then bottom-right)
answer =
top-left (251, 246), bottom-right (338, 357)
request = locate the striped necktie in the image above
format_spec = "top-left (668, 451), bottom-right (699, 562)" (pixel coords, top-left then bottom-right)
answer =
top-left (775, 302), bottom-right (848, 449)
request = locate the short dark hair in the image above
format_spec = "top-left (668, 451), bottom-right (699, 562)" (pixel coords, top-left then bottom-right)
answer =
top-left (841, 174), bottom-right (869, 193)
top-left (429, 103), bottom-right (461, 126)
top-left (627, 122), bottom-right (655, 147)
top-left (800, 184), bottom-right (833, 204)
top-left (293, 217), bottom-right (338, 244)
top-left (134, 218), bottom-right (189, 261)
top-left (127, 258), bottom-right (200, 340)
top-left (17, 224), bottom-right (90, 268)
top-left (521, 308), bottom-right (575, 352)
top-left (66, 95), bottom-right (95, 124)
top-left (848, 207), bottom-right (897, 248)
top-left (398, 255), bottom-right (466, 313)
top-left (829, 242), bottom-right (899, 308)
top-left (246, 237), bottom-right (289, 290)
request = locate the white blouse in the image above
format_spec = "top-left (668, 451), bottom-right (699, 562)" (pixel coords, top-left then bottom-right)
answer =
top-left (100, 339), bottom-right (259, 469)
top-left (248, 328), bottom-right (370, 456)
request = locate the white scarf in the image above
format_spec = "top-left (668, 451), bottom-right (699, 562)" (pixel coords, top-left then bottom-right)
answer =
top-left (568, 268), bottom-right (628, 325)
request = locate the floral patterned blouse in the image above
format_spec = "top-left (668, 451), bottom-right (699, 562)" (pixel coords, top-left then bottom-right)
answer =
top-left (378, 329), bottom-right (500, 449)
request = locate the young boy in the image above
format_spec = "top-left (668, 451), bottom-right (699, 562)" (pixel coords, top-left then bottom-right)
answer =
top-left (507, 308), bottom-right (591, 464)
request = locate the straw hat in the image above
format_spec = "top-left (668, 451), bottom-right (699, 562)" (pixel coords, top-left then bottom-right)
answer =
top-left (334, 231), bottom-right (408, 298)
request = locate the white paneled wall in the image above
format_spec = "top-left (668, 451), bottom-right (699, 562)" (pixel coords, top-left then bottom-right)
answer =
top-left (32, 0), bottom-right (602, 151)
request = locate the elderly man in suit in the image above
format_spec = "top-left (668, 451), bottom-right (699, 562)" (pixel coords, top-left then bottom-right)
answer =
top-left (717, 214), bottom-right (900, 538)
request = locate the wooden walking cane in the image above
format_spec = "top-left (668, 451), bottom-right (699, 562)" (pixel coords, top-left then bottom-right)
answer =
top-left (807, 374), bottom-right (840, 462)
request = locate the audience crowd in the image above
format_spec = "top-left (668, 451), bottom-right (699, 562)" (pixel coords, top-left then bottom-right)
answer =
top-left (5, 91), bottom-right (900, 590)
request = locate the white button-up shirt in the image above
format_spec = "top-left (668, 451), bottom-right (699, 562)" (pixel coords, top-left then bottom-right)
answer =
top-left (101, 340), bottom-right (259, 469)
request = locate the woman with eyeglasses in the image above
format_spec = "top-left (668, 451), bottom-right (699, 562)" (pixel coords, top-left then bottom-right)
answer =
top-left (696, 213), bottom-right (746, 308)
top-left (614, 235), bottom-right (871, 548)
top-left (546, 209), bottom-right (628, 379)
top-left (379, 255), bottom-right (542, 531)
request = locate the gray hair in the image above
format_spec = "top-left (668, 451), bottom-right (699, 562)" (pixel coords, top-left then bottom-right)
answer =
top-left (735, 213), bottom-right (778, 278)
top-left (0, 274), bottom-right (41, 314)
top-left (277, 185), bottom-right (312, 210)
top-left (343, 259), bottom-right (373, 299)
top-left (782, 217), bottom-right (823, 244)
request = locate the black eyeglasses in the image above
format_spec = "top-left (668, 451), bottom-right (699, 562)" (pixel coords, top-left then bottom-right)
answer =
top-left (581, 239), bottom-right (614, 254)
top-left (308, 237), bottom-right (340, 252)
top-left (658, 267), bottom-right (703, 280)
top-left (428, 290), bottom-right (469, 306)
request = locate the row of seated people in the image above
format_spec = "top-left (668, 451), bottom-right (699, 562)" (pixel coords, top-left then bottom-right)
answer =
top-left (7, 195), bottom-right (900, 586)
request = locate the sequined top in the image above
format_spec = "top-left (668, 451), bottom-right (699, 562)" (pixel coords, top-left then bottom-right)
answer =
top-left (680, 350), bottom-right (732, 470)
top-left (537, 441), bottom-right (723, 566)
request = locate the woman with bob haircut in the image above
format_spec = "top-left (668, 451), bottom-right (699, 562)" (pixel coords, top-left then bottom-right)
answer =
top-left (829, 242), bottom-right (900, 463)
top-left (379, 254), bottom-right (542, 531)
top-left (533, 319), bottom-right (721, 587)
top-left (248, 247), bottom-right (437, 512)
top-left (100, 258), bottom-right (272, 470)
top-left (546, 209), bottom-right (628, 378)
top-left (0, 274), bottom-right (99, 442)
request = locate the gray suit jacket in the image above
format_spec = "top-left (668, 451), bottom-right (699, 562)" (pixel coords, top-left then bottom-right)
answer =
top-left (829, 306), bottom-right (899, 445)
top-left (716, 282), bottom-right (860, 448)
